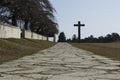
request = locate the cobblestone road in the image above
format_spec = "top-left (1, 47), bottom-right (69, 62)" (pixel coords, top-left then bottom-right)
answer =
top-left (0, 43), bottom-right (120, 80)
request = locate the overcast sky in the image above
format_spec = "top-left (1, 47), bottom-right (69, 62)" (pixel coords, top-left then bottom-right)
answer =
top-left (50, 0), bottom-right (120, 39)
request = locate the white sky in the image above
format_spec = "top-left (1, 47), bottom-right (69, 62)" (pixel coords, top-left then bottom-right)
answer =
top-left (51, 0), bottom-right (120, 39)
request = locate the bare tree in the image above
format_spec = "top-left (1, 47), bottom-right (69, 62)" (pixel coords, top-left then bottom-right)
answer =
top-left (0, 0), bottom-right (58, 37)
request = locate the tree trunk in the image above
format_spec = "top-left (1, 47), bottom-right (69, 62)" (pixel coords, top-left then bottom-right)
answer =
top-left (12, 14), bottom-right (17, 26)
top-left (53, 34), bottom-right (56, 42)
top-left (24, 20), bottom-right (28, 30)
top-left (21, 29), bottom-right (25, 39)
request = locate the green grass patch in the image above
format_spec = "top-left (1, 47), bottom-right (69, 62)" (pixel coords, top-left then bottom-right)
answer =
top-left (0, 38), bottom-right (56, 64)
top-left (70, 42), bottom-right (120, 61)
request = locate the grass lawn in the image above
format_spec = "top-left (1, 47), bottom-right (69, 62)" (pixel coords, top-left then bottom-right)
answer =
top-left (0, 38), bottom-right (56, 64)
top-left (70, 42), bottom-right (120, 61)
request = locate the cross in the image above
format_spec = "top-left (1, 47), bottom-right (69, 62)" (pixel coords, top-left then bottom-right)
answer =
top-left (74, 21), bottom-right (85, 43)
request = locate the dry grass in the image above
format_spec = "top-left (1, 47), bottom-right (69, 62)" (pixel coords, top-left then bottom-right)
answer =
top-left (0, 38), bottom-right (56, 64)
top-left (70, 42), bottom-right (120, 61)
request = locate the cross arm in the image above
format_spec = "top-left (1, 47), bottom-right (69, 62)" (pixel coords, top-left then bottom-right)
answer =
top-left (81, 24), bottom-right (85, 26)
top-left (74, 24), bottom-right (78, 26)
top-left (74, 21), bottom-right (85, 26)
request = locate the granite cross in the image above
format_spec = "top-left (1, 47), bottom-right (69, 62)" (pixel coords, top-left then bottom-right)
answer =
top-left (74, 21), bottom-right (85, 43)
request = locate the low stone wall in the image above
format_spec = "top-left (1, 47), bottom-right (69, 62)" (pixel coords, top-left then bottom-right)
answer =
top-left (24, 31), bottom-right (32, 39)
top-left (0, 22), bottom-right (47, 40)
top-left (42, 36), bottom-right (47, 40)
top-left (0, 22), bottom-right (21, 38)
top-left (25, 31), bottom-right (47, 40)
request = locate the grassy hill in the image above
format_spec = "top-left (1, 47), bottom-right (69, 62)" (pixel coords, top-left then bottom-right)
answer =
top-left (71, 42), bottom-right (120, 61)
top-left (0, 38), bottom-right (56, 64)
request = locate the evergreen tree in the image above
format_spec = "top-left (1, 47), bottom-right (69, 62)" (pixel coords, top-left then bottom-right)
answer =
top-left (72, 34), bottom-right (77, 42)
top-left (58, 32), bottom-right (66, 42)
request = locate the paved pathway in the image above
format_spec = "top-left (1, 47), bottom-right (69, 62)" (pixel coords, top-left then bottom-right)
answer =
top-left (0, 43), bottom-right (120, 80)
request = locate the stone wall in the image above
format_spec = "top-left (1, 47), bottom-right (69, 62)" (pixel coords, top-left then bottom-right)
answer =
top-left (24, 31), bottom-right (32, 39)
top-left (0, 22), bottom-right (21, 38)
top-left (0, 22), bottom-right (47, 40)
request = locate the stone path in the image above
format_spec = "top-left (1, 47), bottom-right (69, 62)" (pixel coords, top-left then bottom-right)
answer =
top-left (0, 43), bottom-right (120, 80)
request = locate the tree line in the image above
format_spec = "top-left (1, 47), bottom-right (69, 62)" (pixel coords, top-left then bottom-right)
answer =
top-left (67, 33), bottom-right (120, 43)
top-left (0, 0), bottom-right (58, 37)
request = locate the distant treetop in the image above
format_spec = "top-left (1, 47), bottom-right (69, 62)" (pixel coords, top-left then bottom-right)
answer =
top-left (58, 32), bottom-right (66, 42)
